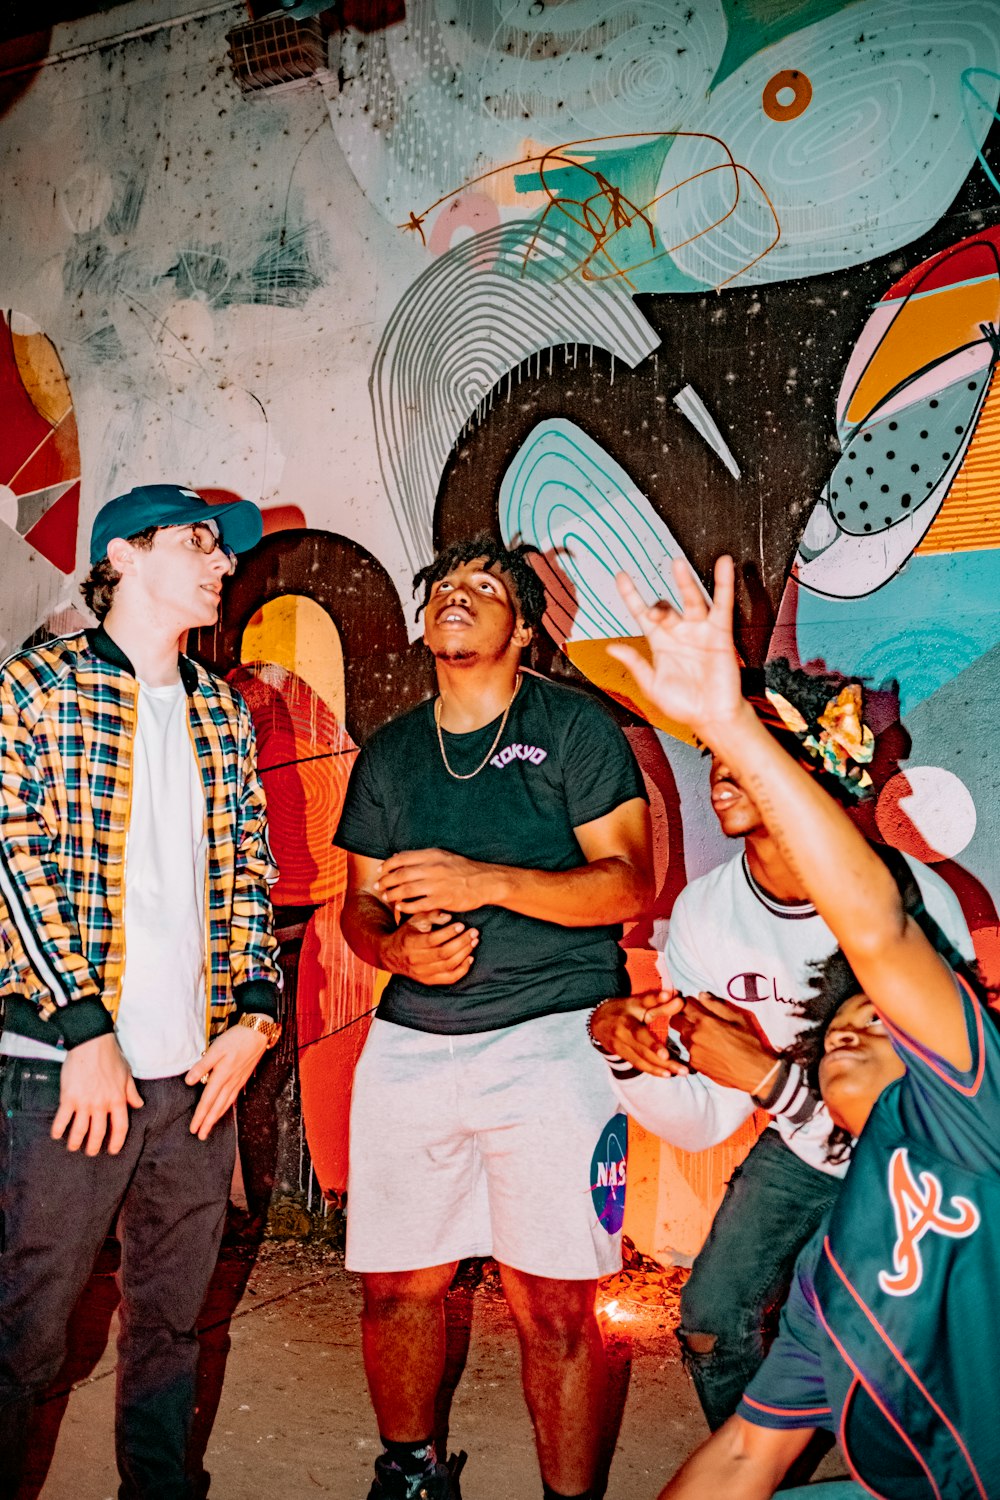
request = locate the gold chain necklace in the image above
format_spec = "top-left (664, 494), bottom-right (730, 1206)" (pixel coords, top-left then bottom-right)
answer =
top-left (434, 674), bottom-right (521, 781)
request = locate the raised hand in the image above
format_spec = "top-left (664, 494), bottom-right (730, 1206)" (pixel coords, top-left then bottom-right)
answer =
top-left (611, 557), bottom-right (744, 743)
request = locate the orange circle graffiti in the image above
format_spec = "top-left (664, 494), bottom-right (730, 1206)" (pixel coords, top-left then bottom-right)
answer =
top-left (762, 70), bottom-right (813, 123)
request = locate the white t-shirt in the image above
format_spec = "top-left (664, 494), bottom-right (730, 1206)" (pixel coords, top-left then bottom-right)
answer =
top-left (610, 850), bottom-right (975, 1176)
top-left (114, 678), bottom-right (208, 1079)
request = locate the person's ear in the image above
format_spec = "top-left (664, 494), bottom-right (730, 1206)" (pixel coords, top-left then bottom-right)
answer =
top-left (105, 537), bottom-right (134, 574)
top-left (513, 619), bottom-right (533, 650)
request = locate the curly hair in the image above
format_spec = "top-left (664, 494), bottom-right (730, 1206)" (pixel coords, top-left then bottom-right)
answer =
top-left (740, 657), bottom-right (872, 805)
top-left (765, 658), bottom-right (859, 726)
top-left (785, 948), bottom-right (861, 1166)
top-left (80, 526), bottom-right (159, 621)
top-left (785, 846), bottom-right (989, 1164)
top-left (413, 534), bottom-right (547, 633)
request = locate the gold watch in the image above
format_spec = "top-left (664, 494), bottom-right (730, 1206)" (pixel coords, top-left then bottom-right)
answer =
top-left (237, 1013), bottom-right (282, 1049)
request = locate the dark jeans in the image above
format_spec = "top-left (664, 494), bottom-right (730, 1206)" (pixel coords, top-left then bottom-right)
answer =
top-left (678, 1128), bottom-right (842, 1431)
top-left (0, 1060), bottom-right (235, 1500)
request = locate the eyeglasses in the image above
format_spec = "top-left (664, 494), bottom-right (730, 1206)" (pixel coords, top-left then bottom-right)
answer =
top-left (185, 523), bottom-right (237, 575)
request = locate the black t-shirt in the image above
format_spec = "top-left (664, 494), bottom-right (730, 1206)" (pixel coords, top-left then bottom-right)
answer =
top-left (335, 672), bottom-right (647, 1033)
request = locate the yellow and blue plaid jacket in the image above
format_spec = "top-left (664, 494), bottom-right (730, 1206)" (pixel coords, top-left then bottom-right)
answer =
top-left (0, 627), bottom-right (280, 1051)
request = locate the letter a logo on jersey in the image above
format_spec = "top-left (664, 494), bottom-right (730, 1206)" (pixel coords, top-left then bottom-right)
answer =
top-left (878, 1147), bottom-right (980, 1297)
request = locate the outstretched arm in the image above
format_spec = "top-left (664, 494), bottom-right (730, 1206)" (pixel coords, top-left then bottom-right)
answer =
top-left (612, 558), bottom-right (969, 1070)
top-left (658, 1416), bottom-right (813, 1499)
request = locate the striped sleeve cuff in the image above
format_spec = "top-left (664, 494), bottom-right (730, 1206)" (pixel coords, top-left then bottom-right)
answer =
top-left (586, 1007), bottom-right (643, 1080)
top-left (756, 1059), bottom-right (820, 1124)
top-left (739, 1393), bottom-right (832, 1429)
top-left (602, 1053), bottom-right (643, 1080)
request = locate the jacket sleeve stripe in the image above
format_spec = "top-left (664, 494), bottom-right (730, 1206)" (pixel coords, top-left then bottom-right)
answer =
top-left (0, 843), bottom-right (75, 1008)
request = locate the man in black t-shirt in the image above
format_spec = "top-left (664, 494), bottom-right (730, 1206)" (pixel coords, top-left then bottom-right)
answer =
top-left (336, 535), bottom-right (652, 1500)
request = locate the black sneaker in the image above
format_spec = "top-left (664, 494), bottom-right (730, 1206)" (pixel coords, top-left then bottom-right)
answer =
top-left (366, 1453), bottom-right (454, 1500)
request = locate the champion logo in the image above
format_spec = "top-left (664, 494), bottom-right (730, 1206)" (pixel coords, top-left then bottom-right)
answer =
top-left (490, 742), bottom-right (548, 770)
top-left (726, 971), bottom-right (794, 1006)
top-left (878, 1147), bottom-right (980, 1297)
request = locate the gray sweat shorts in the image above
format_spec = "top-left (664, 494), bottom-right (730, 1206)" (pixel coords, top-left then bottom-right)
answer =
top-left (345, 1009), bottom-right (627, 1279)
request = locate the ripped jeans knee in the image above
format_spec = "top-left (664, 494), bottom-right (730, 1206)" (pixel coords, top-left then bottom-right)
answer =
top-left (677, 1330), bottom-right (717, 1359)
top-left (675, 1322), bottom-right (760, 1431)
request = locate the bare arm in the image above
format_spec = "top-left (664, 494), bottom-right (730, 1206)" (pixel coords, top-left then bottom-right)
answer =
top-left (614, 559), bottom-right (969, 1069)
top-left (658, 1416), bottom-right (813, 1499)
top-left (373, 796), bottom-right (654, 927)
top-left (340, 851), bottom-right (480, 985)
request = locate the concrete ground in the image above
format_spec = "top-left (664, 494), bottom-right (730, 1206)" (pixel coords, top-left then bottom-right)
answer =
top-left (20, 1233), bottom-right (849, 1500)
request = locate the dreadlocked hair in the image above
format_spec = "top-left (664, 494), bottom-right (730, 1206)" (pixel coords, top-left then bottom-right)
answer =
top-left (785, 844), bottom-right (991, 1165)
top-left (786, 948), bottom-right (860, 1166)
top-left (413, 534), bottom-right (547, 633)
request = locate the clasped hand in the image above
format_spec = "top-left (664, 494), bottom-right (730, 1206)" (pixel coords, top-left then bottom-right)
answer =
top-left (590, 990), bottom-right (778, 1094)
top-left (674, 993), bottom-right (778, 1094)
top-left (590, 992), bottom-right (688, 1077)
top-left (380, 908), bottom-right (479, 986)
top-left (374, 847), bottom-right (493, 915)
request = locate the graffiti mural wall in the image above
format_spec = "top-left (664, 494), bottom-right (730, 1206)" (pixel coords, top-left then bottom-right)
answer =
top-left (1, 0), bottom-right (998, 1259)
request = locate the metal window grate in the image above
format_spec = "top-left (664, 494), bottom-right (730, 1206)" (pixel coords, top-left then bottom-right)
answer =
top-left (226, 14), bottom-right (325, 94)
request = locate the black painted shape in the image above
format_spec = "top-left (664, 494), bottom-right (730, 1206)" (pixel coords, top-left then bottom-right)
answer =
top-left (189, 527), bottom-right (432, 746)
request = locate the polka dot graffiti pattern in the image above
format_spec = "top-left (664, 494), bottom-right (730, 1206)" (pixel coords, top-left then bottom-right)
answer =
top-left (826, 362), bottom-right (995, 538)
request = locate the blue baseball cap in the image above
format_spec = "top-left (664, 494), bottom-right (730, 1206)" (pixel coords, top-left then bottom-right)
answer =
top-left (89, 484), bottom-right (263, 565)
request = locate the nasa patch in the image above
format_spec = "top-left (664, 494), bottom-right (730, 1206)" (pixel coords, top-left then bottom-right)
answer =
top-left (591, 1112), bottom-right (628, 1236)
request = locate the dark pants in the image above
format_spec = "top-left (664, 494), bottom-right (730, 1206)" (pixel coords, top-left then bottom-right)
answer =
top-left (677, 1128), bottom-right (842, 1431)
top-left (0, 1060), bottom-right (235, 1500)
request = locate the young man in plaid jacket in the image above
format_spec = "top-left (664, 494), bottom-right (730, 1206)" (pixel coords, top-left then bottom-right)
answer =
top-left (0, 485), bottom-right (282, 1500)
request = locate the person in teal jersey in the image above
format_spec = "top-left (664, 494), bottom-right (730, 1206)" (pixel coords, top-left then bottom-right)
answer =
top-left (608, 556), bottom-right (997, 1500)
top-left (335, 535), bottom-right (653, 1500)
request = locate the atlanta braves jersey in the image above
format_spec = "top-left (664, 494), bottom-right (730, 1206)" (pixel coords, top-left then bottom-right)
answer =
top-left (739, 974), bottom-right (999, 1496)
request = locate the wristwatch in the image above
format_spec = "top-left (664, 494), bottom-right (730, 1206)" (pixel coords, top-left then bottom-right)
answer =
top-left (237, 1013), bottom-right (282, 1049)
